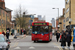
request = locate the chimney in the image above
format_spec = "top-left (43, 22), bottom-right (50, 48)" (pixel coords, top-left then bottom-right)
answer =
top-left (0, 0), bottom-right (5, 9)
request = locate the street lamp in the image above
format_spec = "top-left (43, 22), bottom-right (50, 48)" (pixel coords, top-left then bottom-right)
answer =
top-left (52, 8), bottom-right (59, 30)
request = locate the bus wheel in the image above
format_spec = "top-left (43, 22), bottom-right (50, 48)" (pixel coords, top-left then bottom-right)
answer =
top-left (34, 41), bottom-right (36, 43)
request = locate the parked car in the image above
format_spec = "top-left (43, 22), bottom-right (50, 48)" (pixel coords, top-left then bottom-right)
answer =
top-left (0, 34), bottom-right (10, 50)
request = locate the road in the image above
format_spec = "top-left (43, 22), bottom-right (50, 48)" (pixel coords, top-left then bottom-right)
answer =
top-left (9, 35), bottom-right (73, 50)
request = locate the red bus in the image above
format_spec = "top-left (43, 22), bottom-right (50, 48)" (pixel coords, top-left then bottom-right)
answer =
top-left (32, 22), bottom-right (52, 42)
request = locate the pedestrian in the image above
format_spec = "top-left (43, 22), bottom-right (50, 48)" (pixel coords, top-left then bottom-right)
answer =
top-left (6, 30), bottom-right (10, 40)
top-left (2, 30), bottom-right (5, 36)
top-left (66, 32), bottom-right (71, 49)
top-left (56, 31), bottom-right (60, 42)
top-left (22, 29), bottom-right (23, 35)
top-left (21, 28), bottom-right (23, 35)
top-left (17, 29), bottom-right (19, 35)
top-left (68, 29), bottom-right (72, 35)
top-left (11, 28), bottom-right (14, 36)
top-left (61, 33), bottom-right (66, 49)
top-left (6, 27), bottom-right (10, 32)
top-left (63, 30), bottom-right (66, 36)
top-left (23, 29), bottom-right (26, 36)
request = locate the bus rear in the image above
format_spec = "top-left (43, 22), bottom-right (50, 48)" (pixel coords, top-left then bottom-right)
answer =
top-left (32, 22), bottom-right (52, 42)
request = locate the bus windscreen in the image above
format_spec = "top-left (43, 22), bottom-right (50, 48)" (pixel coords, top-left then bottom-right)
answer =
top-left (32, 26), bottom-right (49, 34)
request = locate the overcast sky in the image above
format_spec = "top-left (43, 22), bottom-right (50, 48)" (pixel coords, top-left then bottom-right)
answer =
top-left (5, 0), bottom-right (65, 22)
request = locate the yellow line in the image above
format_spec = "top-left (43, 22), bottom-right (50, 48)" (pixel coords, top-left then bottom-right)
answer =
top-left (10, 42), bottom-right (18, 48)
top-left (10, 36), bottom-right (27, 48)
top-left (54, 43), bottom-right (63, 50)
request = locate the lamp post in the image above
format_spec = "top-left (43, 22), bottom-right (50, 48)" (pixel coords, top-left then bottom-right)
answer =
top-left (23, 12), bottom-right (25, 29)
top-left (52, 8), bottom-right (59, 30)
top-left (69, 18), bottom-right (72, 29)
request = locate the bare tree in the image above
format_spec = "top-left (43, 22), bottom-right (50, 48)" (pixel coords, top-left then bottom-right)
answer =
top-left (13, 5), bottom-right (28, 29)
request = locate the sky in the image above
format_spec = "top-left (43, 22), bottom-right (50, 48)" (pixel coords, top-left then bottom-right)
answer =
top-left (5, 0), bottom-right (65, 22)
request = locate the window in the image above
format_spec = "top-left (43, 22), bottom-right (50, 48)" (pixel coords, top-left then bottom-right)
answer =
top-left (7, 13), bottom-right (10, 18)
top-left (66, 0), bottom-right (69, 4)
top-left (0, 19), bottom-right (1, 26)
top-left (3, 20), bottom-right (5, 27)
top-left (66, 8), bottom-right (69, 13)
top-left (2, 0), bottom-right (4, 1)
top-left (2, 20), bottom-right (4, 24)
top-left (0, 36), bottom-right (5, 42)
top-left (32, 26), bottom-right (49, 34)
top-left (63, 24), bottom-right (65, 28)
top-left (0, 9), bottom-right (1, 15)
top-left (63, 19), bottom-right (65, 23)
top-left (66, 17), bottom-right (69, 22)
top-left (3, 11), bottom-right (5, 17)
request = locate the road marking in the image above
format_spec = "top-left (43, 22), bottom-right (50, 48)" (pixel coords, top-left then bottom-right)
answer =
top-left (10, 35), bottom-right (27, 48)
top-left (23, 36), bottom-right (27, 39)
top-left (14, 47), bottom-right (21, 49)
top-left (29, 46), bottom-right (35, 49)
top-left (54, 43), bottom-right (63, 50)
top-left (10, 42), bottom-right (18, 48)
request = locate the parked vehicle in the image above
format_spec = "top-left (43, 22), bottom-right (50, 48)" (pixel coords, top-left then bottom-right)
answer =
top-left (0, 34), bottom-right (10, 50)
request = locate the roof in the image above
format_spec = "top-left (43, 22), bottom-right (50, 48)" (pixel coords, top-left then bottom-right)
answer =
top-left (5, 7), bottom-right (12, 11)
top-left (0, 7), bottom-right (12, 12)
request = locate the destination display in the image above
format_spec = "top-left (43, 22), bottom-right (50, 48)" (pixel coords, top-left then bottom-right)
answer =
top-left (34, 23), bottom-right (47, 25)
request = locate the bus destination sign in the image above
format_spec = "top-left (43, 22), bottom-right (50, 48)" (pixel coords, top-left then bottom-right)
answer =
top-left (34, 23), bottom-right (47, 25)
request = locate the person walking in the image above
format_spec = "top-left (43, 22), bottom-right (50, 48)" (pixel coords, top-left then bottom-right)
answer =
top-left (6, 27), bottom-right (10, 32)
top-left (2, 31), bottom-right (5, 36)
top-left (21, 28), bottom-right (23, 35)
top-left (68, 29), bottom-right (72, 35)
top-left (11, 28), bottom-right (14, 36)
top-left (56, 31), bottom-right (60, 42)
top-left (6, 30), bottom-right (10, 40)
top-left (63, 30), bottom-right (66, 36)
top-left (23, 29), bottom-right (26, 36)
top-left (66, 29), bottom-right (69, 33)
top-left (61, 33), bottom-right (66, 49)
top-left (66, 32), bottom-right (72, 49)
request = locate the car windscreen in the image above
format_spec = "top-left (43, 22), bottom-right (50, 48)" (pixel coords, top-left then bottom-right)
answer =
top-left (0, 36), bottom-right (5, 42)
top-left (32, 26), bottom-right (49, 34)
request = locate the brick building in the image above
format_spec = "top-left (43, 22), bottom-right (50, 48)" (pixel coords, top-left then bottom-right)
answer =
top-left (56, 8), bottom-right (65, 31)
top-left (0, 0), bottom-right (12, 32)
top-left (65, 0), bottom-right (75, 29)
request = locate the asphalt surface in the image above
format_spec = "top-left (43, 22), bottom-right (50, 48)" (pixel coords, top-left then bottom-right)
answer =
top-left (9, 35), bottom-right (74, 50)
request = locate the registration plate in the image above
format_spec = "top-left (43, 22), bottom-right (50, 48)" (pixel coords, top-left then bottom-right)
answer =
top-left (38, 40), bottom-right (42, 41)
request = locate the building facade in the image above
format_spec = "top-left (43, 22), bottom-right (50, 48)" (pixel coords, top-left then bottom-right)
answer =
top-left (65, 0), bottom-right (75, 29)
top-left (34, 17), bottom-right (45, 22)
top-left (51, 18), bottom-right (55, 28)
top-left (59, 16), bottom-right (65, 32)
top-left (0, 0), bottom-right (12, 32)
top-left (56, 8), bottom-right (65, 31)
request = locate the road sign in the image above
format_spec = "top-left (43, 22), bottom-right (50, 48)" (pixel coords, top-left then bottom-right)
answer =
top-left (30, 15), bottom-right (34, 19)
top-left (29, 20), bottom-right (33, 25)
